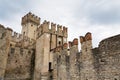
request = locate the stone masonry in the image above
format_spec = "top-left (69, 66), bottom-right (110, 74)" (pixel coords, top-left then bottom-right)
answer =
top-left (0, 12), bottom-right (120, 80)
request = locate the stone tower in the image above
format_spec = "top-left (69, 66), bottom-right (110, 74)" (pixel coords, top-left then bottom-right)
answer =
top-left (21, 12), bottom-right (40, 40)
top-left (69, 39), bottom-right (79, 80)
top-left (0, 25), bottom-right (12, 80)
top-left (79, 32), bottom-right (97, 80)
top-left (33, 19), bottom-right (68, 80)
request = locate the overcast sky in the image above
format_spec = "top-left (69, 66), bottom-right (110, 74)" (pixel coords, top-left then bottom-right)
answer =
top-left (0, 0), bottom-right (120, 48)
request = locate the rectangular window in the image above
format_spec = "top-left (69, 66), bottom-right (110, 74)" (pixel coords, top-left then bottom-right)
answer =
top-left (49, 62), bottom-right (52, 71)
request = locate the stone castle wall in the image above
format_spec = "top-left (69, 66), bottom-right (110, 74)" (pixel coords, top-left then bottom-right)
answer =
top-left (95, 34), bottom-right (120, 80)
top-left (51, 33), bottom-right (120, 80)
top-left (4, 47), bottom-right (35, 80)
top-left (0, 24), bottom-right (36, 80)
top-left (0, 13), bottom-right (120, 80)
top-left (36, 20), bottom-right (68, 38)
top-left (0, 25), bottom-right (9, 80)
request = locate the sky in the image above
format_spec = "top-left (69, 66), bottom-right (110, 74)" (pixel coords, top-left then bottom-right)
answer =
top-left (0, 0), bottom-right (120, 48)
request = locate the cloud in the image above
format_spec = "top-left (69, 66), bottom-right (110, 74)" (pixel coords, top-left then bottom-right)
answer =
top-left (0, 0), bottom-right (24, 19)
top-left (0, 0), bottom-right (120, 48)
top-left (75, 0), bottom-right (120, 25)
top-left (0, 0), bottom-right (33, 32)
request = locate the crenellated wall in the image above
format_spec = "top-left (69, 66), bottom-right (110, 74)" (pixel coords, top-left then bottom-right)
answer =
top-left (79, 32), bottom-right (97, 80)
top-left (69, 38), bottom-right (80, 80)
top-left (0, 12), bottom-right (120, 80)
top-left (2, 27), bottom-right (36, 49)
top-left (21, 12), bottom-right (40, 25)
top-left (52, 43), bottom-right (69, 80)
top-left (36, 20), bottom-right (68, 39)
top-left (95, 34), bottom-right (120, 80)
top-left (0, 12), bottom-right (68, 80)
top-left (11, 34), bottom-right (35, 49)
top-left (0, 24), bottom-right (36, 80)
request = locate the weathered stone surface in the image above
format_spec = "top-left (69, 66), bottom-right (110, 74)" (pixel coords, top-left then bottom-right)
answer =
top-left (0, 12), bottom-right (120, 80)
top-left (4, 48), bottom-right (35, 80)
top-left (96, 34), bottom-right (120, 80)
top-left (0, 27), bottom-right (11, 80)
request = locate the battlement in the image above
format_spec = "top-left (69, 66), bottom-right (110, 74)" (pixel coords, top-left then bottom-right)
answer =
top-left (80, 32), bottom-right (92, 43)
top-left (0, 24), bottom-right (13, 39)
top-left (63, 26), bottom-right (68, 37)
top-left (21, 12), bottom-right (68, 39)
top-left (63, 43), bottom-right (68, 49)
top-left (37, 20), bottom-right (68, 38)
top-left (68, 41), bottom-right (73, 48)
top-left (57, 24), bottom-right (62, 36)
top-left (53, 38), bottom-right (78, 53)
top-left (6, 27), bottom-right (13, 32)
top-left (11, 31), bottom-right (25, 42)
top-left (68, 38), bottom-right (78, 48)
top-left (1, 12), bottom-right (120, 80)
top-left (53, 43), bottom-right (67, 52)
top-left (11, 31), bottom-right (35, 48)
top-left (50, 38), bottom-right (78, 53)
top-left (51, 22), bottom-right (56, 33)
top-left (21, 12), bottom-right (40, 25)
top-left (0, 24), bottom-right (5, 29)
top-left (0, 24), bottom-right (13, 32)
top-left (0, 25), bottom-right (35, 48)
top-left (73, 38), bottom-right (78, 45)
top-left (80, 32), bottom-right (93, 50)
top-left (42, 20), bottom-right (50, 32)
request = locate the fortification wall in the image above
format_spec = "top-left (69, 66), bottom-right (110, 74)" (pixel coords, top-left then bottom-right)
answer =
top-left (1, 11), bottom-right (120, 80)
top-left (34, 33), bottom-right (51, 80)
top-left (21, 12), bottom-right (40, 25)
top-left (52, 38), bottom-right (79, 80)
top-left (10, 31), bottom-right (35, 48)
top-left (79, 32), bottom-right (97, 80)
top-left (0, 24), bottom-right (36, 80)
top-left (0, 25), bottom-right (35, 49)
top-left (69, 38), bottom-right (80, 80)
top-left (0, 24), bottom-right (11, 80)
top-left (4, 47), bottom-right (35, 80)
top-left (36, 20), bottom-right (68, 39)
top-left (96, 34), bottom-right (120, 80)
top-left (52, 43), bottom-right (69, 80)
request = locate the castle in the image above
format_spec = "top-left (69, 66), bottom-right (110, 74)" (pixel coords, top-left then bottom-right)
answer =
top-left (0, 12), bottom-right (120, 80)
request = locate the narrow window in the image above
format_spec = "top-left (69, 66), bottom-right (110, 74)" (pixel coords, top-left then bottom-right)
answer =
top-left (114, 78), bottom-right (117, 80)
top-left (49, 62), bottom-right (52, 71)
top-left (59, 41), bottom-right (61, 46)
top-left (10, 44), bottom-right (12, 47)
